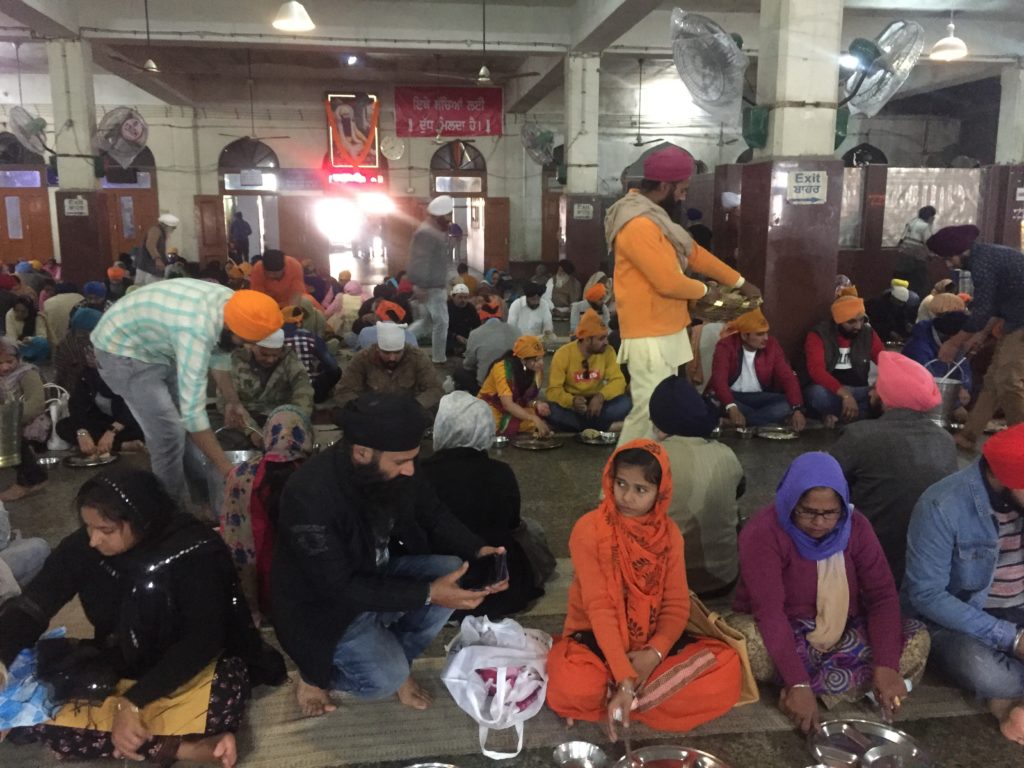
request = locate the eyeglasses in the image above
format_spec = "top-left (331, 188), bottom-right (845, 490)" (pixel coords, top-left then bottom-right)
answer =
top-left (793, 505), bottom-right (844, 523)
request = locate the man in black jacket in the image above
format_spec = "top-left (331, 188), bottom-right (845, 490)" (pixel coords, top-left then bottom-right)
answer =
top-left (271, 392), bottom-right (507, 717)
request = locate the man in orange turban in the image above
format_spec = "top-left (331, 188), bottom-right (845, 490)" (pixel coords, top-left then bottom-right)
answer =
top-left (803, 287), bottom-right (882, 427)
top-left (569, 276), bottom-right (611, 337)
top-left (545, 310), bottom-right (631, 432)
top-left (708, 308), bottom-right (805, 431)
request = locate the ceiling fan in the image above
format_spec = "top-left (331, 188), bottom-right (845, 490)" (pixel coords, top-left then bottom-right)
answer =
top-left (218, 50), bottom-right (290, 141)
top-left (425, 0), bottom-right (539, 86)
top-left (632, 59), bottom-right (664, 147)
top-left (109, 0), bottom-right (161, 73)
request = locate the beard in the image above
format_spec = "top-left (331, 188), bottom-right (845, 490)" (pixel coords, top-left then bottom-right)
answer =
top-left (837, 325), bottom-right (860, 340)
top-left (659, 195), bottom-right (682, 223)
top-left (348, 451), bottom-right (414, 524)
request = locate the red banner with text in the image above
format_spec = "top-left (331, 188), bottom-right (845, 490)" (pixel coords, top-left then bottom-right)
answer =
top-left (394, 86), bottom-right (503, 138)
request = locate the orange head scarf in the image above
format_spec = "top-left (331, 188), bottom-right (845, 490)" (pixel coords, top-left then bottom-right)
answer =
top-left (831, 287), bottom-right (865, 325)
top-left (594, 439), bottom-right (674, 650)
top-left (513, 335), bottom-right (544, 359)
top-left (575, 309), bottom-right (607, 339)
top-left (724, 307), bottom-right (769, 337)
top-left (584, 282), bottom-right (607, 303)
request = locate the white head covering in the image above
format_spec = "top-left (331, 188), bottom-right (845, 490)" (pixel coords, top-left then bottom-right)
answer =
top-left (450, 283), bottom-right (469, 295)
top-left (427, 195), bottom-right (454, 216)
top-left (255, 328), bottom-right (285, 349)
top-left (433, 391), bottom-right (495, 452)
top-left (158, 213), bottom-right (180, 228)
top-left (891, 285), bottom-right (910, 303)
top-left (376, 321), bottom-right (407, 352)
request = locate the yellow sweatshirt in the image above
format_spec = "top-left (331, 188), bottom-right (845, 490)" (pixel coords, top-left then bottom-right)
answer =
top-left (545, 341), bottom-right (627, 407)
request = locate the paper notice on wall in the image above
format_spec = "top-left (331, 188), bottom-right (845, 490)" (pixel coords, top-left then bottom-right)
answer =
top-left (1015, 187), bottom-right (1024, 202)
top-left (64, 196), bottom-right (89, 216)
top-left (786, 171), bottom-right (827, 205)
top-left (573, 203), bottom-right (594, 220)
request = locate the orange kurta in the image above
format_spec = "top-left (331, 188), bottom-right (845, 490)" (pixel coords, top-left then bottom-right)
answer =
top-left (546, 439), bottom-right (741, 732)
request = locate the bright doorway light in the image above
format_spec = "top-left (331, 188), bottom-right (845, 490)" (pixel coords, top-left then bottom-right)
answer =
top-left (315, 198), bottom-right (364, 245)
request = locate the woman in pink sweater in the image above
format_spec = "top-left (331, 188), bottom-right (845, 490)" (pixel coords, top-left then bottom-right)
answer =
top-left (730, 452), bottom-right (930, 732)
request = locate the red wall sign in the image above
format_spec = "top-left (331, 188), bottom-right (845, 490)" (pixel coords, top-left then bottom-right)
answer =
top-left (394, 86), bottom-right (503, 138)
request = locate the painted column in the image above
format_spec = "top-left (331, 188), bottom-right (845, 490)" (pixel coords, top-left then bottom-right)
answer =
top-left (995, 62), bottom-right (1024, 164)
top-left (755, 0), bottom-right (843, 158)
top-left (45, 39), bottom-right (97, 190)
top-left (563, 53), bottom-right (604, 274)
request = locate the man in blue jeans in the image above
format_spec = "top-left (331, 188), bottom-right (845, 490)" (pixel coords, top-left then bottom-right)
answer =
top-left (903, 425), bottom-right (1024, 743)
top-left (803, 289), bottom-right (883, 428)
top-left (271, 393), bottom-right (508, 717)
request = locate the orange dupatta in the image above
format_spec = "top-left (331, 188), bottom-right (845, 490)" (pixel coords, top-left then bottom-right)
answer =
top-left (595, 439), bottom-right (674, 651)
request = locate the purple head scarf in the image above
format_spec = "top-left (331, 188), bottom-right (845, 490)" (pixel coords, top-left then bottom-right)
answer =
top-left (775, 452), bottom-right (853, 561)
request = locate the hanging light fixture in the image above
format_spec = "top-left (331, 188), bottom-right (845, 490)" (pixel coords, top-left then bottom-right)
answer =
top-left (142, 0), bottom-right (159, 73)
top-left (929, 10), bottom-right (968, 61)
top-left (273, 1), bottom-right (316, 32)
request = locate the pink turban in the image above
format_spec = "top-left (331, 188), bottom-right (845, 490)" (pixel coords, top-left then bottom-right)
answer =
top-left (876, 352), bottom-right (941, 412)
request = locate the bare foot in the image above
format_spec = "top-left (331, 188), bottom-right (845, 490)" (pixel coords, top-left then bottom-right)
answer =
top-left (296, 679), bottom-right (337, 717)
top-left (823, 415), bottom-right (839, 429)
top-left (0, 481), bottom-right (46, 502)
top-left (396, 676), bottom-right (432, 710)
top-left (176, 733), bottom-right (238, 768)
top-left (565, 717), bottom-right (575, 729)
top-left (120, 440), bottom-right (146, 452)
top-left (991, 699), bottom-right (1024, 744)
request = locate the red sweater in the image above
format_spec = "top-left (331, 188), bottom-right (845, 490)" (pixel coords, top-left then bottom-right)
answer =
top-left (709, 334), bottom-right (802, 408)
top-left (733, 508), bottom-right (903, 687)
top-left (804, 329), bottom-right (883, 394)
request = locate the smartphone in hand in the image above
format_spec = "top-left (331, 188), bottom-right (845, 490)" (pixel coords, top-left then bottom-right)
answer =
top-left (458, 552), bottom-right (509, 591)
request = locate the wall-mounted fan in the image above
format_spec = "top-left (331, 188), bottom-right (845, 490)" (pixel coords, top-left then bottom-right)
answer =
top-left (521, 122), bottom-right (556, 165)
top-left (842, 20), bottom-right (925, 117)
top-left (8, 106), bottom-right (51, 156)
top-left (92, 107), bottom-right (149, 168)
top-left (670, 8), bottom-right (749, 120)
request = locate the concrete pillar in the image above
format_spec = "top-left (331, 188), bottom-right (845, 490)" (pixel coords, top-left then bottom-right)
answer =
top-left (46, 39), bottom-right (97, 190)
top-left (562, 52), bottom-right (604, 276)
top-left (563, 53), bottom-right (600, 194)
top-left (995, 63), bottom-right (1024, 163)
top-left (755, 0), bottom-right (843, 158)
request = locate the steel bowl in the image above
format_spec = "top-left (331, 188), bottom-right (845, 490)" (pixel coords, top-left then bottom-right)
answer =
top-left (492, 435), bottom-right (510, 449)
top-left (736, 427), bottom-right (755, 439)
top-left (554, 742), bottom-right (610, 768)
top-left (611, 745), bottom-right (731, 768)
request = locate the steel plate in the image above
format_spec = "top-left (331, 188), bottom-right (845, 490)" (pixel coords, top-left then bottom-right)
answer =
top-left (612, 745), bottom-right (731, 768)
top-left (63, 453), bottom-right (119, 468)
top-left (513, 437), bottom-right (564, 451)
top-left (576, 430), bottom-right (617, 445)
top-left (810, 719), bottom-right (931, 768)
top-left (756, 426), bottom-right (798, 440)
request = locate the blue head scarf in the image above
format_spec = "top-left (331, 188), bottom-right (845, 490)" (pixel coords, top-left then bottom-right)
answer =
top-left (70, 307), bottom-right (102, 332)
top-left (84, 281), bottom-right (107, 298)
top-left (775, 452), bottom-right (853, 561)
top-left (14, 261), bottom-right (32, 274)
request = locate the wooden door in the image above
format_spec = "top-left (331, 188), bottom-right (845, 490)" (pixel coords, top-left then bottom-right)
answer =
top-left (105, 188), bottom-right (159, 263)
top-left (56, 191), bottom-right (111, 287)
top-left (277, 196), bottom-right (329, 270)
top-left (194, 195), bottom-right (227, 266)
top-left (384, 197), bottom-right (426, 277)
top-left (0, 187), bottom-right (53, 263)
top-left (483, 196), bottom-right (510, 272)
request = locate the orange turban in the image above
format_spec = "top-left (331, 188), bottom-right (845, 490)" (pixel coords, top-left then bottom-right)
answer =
top-left (513, 335), bottom-right (544, 359)
top-left (575, 309), bottom-right (607, 339)
top-left (107, 266), bottom-right (126, 281)
top-left (237, 261), bottom-right (252, 276)
top-left (375, 300), bottom-right (407, 323)
top-left (983, 425), bottom-right (1024, 490)
top-left (223, 290), bottom-right (284, 342)
top-left (584, 283), bottom-right (607, 303)
top-left (831, 294), bottom-right (865, 325)
top-left (928, 293), bottom-right (966, 316)
top-left (478, 297), bottom-right (502, 322)
top-left (726, 307), bottom-right (769, 335)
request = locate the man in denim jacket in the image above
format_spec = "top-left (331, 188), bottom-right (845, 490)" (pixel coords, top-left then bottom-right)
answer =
top-left (903, 425), bottom-right (1024, 743)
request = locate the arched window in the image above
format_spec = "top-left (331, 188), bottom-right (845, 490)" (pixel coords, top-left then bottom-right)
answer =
top-left (101, 146), bottom-right (157, 188)
top-left (430, 140), bottom-right (486, 196)
top-left (218, 138), bottom-right (279, 171)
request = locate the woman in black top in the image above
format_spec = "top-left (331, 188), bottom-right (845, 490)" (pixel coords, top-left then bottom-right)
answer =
top-left (0, 468), bottom-right (282, 767)
top-left (422, 392), bottom-right (550, 617)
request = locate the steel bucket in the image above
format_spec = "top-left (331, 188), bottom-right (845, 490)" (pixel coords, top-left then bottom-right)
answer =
top-left (924, 358), bottom-right (967, 428)
top-left (0, 397), bottom-right (23, 468)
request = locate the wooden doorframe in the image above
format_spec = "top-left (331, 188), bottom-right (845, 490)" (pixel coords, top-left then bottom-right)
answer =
top-left (483, 196), bottom-right (510, 272)
top-left (194, 194), bottom-right (227, 266)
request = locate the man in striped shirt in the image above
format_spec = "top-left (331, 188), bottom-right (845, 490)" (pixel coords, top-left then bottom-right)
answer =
top-left (903, 425), bottom-right (1024, 743)
top-left (91, 279), bottom-right (284, 504)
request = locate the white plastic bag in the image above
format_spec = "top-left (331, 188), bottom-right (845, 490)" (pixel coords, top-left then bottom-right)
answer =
top-left (441, 616), bottom-right (552, 760)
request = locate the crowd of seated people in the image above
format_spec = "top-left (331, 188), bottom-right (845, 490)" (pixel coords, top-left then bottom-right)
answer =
top-left (3, 211), bottom-right (1024, 768)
